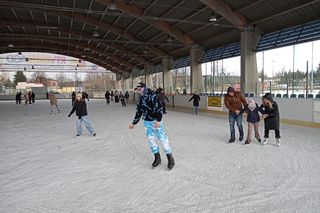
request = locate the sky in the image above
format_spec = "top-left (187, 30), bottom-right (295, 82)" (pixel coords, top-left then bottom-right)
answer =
top-left (1, 40), bottom-right (320, 81)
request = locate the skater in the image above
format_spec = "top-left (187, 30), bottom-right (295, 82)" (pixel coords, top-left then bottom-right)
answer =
top-left (110, 90), bottom-right (114, 102)
top-left (28, 91), bottom-right (32, 104)
top-left (260, 93), bottom-right (281, 147)
top-left (31, 91), bottom-right (35, 103)
top-left (49, 92), bottom-right (61, 115)
top-left (224, 86), bottom-right (247, 143)
top-left (124, 91), bottom-right (130, 103)
top-left (105, 90), bottom-right (110, 104)
top-left (68, 93), bottom-right (96, 137)
top-left (156, 88), bottom-right (169, 114)
top-left (15, 92), bottom-right (20, 105)
top-left (119, 92), bottom-right (127, 107)
top-left (114, 90), bottom-right (119, 103)
top-left (242, 98), bottom-right (263, 144)
top-left (24, 92), bottom-right (28, 104)
top-left (71, 91), bottom-right (76, 106)
top-left (128, 83), bottom-right (175, 170)
top-left (82, 91), bottom-right (89, 102)
top-left (188, 92), bottom-right (201, 115)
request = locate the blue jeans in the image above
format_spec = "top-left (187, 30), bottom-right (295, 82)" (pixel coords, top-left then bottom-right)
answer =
top-left (193, 106), bottom-right (199, 114)
top-left (144, 120), bottom-right (172, 154)
top-left (228, 112), bottom-right (244, 139)
top-left (76, 115), bottom-right (94, 135)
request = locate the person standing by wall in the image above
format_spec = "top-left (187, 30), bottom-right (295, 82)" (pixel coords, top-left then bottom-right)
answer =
top-left (224, 86), bottom-right (247, 143)
top-left (71, 91), bottom-right (76, 106)
top-left (188, 92), bottom-right (201, 115)
top-left (260, 93), bottom-right (281, 147)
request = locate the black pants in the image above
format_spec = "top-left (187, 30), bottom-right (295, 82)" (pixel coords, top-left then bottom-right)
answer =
top-left (264, 129), bottom-right (280, 138)
top-left (162, 102), bottom-right (166, 113)
top-left (121, 99), bottom-right (126, 107)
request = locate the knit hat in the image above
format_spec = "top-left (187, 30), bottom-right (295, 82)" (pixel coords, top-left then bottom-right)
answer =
top-left (262, 93), bottom-right (273, 102)
top-left (135, 82), bottom-right (146, 90)
top-left (248, 98), bottom-right (256, 111)
top-left (227, 86), bottom-right (235, 93)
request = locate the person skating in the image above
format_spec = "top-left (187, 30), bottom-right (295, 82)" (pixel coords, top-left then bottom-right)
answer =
top-left (119, 92), bottom-right (127, 107)
top-left (71, 91), bottom-right (76, 106)
top-left (105, 90), bottom-right (111, 104)
top-left (124, 91), bottom-right (130, 103)
top-left (49, 92), bottom-right (61, 115)
top-left (128, 83), bottom-right (175, 170)
top-left (156, 88), bottom-right (169, 114)
top-left (15, 92), bottom-right (20, 105)
top-left (28, 91), bottom-right (32, 104)
top-left (242, 98), bottom-right (264, 144)
top-left (260, 93), bottom-right (281, 147)
top-left (224, 86), bottom-right (247, 143)
top-left (114, 90), bottom-right (119, 103)
top-left (31, 91), bottom-right (35, 103)
top-left (110, 91), bottom-right (114, 102)
top-left (68, 93), bottom-right (96, 137)
top-left (82, 91), bottom-right (89, 102)
top-left (188, 92), bottom-right (201, 115)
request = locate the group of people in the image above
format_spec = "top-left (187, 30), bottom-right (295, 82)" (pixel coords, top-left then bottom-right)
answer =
top-left (15, 91), bottom-right (35, 105)
top-left (104, 90), bottom-right (130, 107)
top-left (224, 86), bottom-right (281, 146)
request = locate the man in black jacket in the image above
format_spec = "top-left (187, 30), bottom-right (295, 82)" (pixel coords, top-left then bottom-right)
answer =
top-left (188, 92), bottom-right (201, 115)
top-left (128, 83), bottom-right (175, 170)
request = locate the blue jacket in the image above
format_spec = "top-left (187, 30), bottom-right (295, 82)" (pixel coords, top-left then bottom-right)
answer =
top-left (132, 89), bottom-right (163, 125)
top-left (243, 104), bottom-right (264, 123)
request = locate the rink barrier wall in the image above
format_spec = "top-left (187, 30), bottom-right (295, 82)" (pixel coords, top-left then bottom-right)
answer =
top-left (165, 95), bottom-right (320, 128)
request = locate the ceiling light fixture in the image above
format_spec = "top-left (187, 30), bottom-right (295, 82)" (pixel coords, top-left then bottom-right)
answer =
top-left (18, 52), bottom-right (22, 55)
top-left (209, 11), bottom-right (217, 22)
top-left (8, 44), bottom-right (14, 48)
top-left (25, 57), bottom-right (29, 62)
top-left (167, 35), bottom-right (172, 42)
top-left (92, 30), bottom-right (99, 37)
top-left (109, 0), bottom-right (117, 10)
top-left (24, 67), bottom-right (26, 71)
top-left (32, 65), bottom-right (34, 69)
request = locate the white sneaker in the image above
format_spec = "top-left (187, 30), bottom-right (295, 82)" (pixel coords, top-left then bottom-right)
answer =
top-left (262, 138), bottom-right (268, 145)
top-left (276, 138), bottom-right (281, 147)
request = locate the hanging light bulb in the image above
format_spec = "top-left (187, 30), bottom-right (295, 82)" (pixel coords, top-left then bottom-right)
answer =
top-left (25, 57), bottom-right (29, 62)
top-left (32, 65), bottom-right (34, 69)
top-left (24, 67), bottom-right (26, 71)
top-left (109, 0), bottom-right (117, 10)
top-left (209, 11), bottom-right (217, 22)
top-left (92, 30), bottom-right (99, 37)
top-left (18, 52), bottom-right (22, 55)
top-left (79, 59), bottom-right (82, 63)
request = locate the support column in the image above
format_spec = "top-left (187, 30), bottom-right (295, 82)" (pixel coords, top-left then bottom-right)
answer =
top-left (115, 72), bottom-right (122, 91)
top-left (190, 45), bottom-right (204, 94)
top-left (144, 64), bottom-right (153, 89)
top-left (162, 56), bottom-right (173, 94)
top-left (122, 72), bottom-right (130, 92)
top-left (241, 28), bottom-right (260, 95)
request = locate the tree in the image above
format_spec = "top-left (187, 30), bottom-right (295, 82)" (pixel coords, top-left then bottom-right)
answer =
top-left (13, 71), bottom-right (27, 85)
top-left (0, 73), bottom-right (14, 87)
top-left (30, 71), bottom-right (48, 86)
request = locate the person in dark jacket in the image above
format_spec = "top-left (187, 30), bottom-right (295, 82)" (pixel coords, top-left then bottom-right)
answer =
top-left (260, 93), bottom-right (281, 146)
top-left (128, 83), bottom-right (175, 170)
top-left (105, 90), bottom-right (110, 104)
top-left (124, 91), bottom-right (130, 103)
top-left (188, 92), bottom-right (201, 115)
top-left (119, 91), bottom-right (127, 107)
top-left (114, 90), bottom-right (119, 103)
top-left (31, 91), bottom-right (35, 103)
top-left (224, 86), bottom-right (247, 143)
top-left (28, 91), bottom-right (32, 104)
top-left (242, 98), bottom-right (264, 144)
top-left (71, 91), bottom-right (76, 106)
top-left (82, 91), bottom-right (89, 102)
top-left (68, 93), bottom-right (96, 137)
top-left (156, 88), bottom-right (169, 114)
top-left (110, 91), bottom-right (114, 102)
top-left (15, 92), bottom-right (20, 105)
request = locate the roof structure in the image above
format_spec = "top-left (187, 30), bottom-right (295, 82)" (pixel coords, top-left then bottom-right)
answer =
top-left (0, 0), bottom-right (319, 73)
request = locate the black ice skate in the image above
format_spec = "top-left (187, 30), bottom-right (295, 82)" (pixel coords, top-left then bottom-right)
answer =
top-left (166, 153), bottom-right (175, 170)
top-left (152, 153), bottom-right (161, 167)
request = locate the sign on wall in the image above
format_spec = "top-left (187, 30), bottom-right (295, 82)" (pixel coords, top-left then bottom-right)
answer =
top-left (208, 96), bottom-right (221, 107)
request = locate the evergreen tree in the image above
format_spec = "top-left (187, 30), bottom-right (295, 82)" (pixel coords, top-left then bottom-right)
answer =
top-left (13, 71), bottom-right (27, 85)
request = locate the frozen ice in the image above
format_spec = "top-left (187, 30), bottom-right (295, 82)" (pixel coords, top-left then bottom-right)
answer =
top-left (1, 99), bottom-right (320, 212)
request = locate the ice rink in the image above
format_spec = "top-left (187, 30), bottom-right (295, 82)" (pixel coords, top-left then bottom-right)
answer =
top-left (1, 99), bottom-right (320, 213)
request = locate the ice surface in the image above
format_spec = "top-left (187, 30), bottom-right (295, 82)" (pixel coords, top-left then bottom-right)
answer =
top-left (0, 99), bottom-right (320, 213)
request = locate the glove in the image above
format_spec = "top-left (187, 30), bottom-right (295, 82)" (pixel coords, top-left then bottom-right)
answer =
top-left (68, 114), bottom-right (71, 117)
top-left (78, 116), bottom-right (82, 119)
